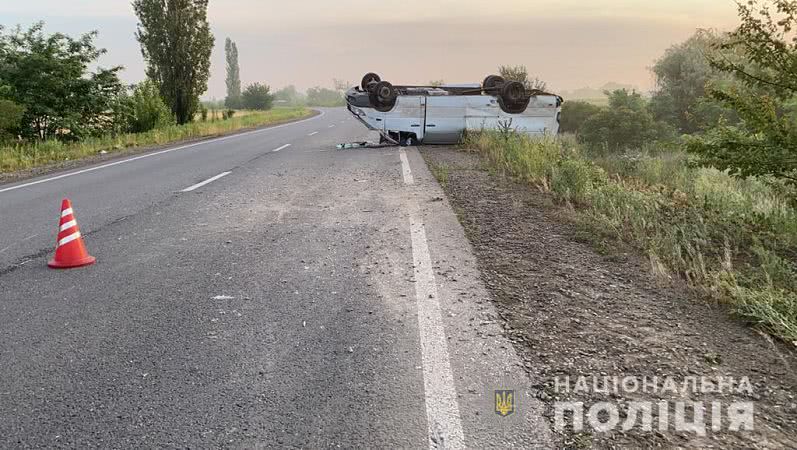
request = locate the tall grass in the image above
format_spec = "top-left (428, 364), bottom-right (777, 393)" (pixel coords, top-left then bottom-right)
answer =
top-left (465, 131), bottom-right (797, 342)
top-left (0, 107), bottom-right (311, 174)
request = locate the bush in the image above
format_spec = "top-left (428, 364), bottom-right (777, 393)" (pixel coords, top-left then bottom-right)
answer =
top-left (126, 80), bottom-right (174, 133)
top-left (559, 100), bottom-right (601, 134)
top-left (0, 99), bottom-right (25, 140)
top-left (241, 83), bottom-right (273, 110)
top-left (579, 89), bottom-right (674, 153)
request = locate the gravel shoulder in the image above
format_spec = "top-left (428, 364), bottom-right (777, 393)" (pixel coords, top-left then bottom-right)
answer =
top-left (420, 146), bottom-right (797, 449)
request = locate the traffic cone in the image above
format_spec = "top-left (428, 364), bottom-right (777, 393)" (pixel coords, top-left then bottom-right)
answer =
top-left (48, 199), bottom-right (96, 269)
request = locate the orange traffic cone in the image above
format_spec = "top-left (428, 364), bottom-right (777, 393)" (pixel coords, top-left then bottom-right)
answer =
top-left (48, 199), bottom-right (96, 269)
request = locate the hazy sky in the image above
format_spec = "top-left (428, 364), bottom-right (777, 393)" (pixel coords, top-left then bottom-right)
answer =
top-left (1, 0), bottom-right (741, 98)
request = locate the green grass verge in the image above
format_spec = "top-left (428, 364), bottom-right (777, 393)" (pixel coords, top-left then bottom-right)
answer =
top-left (0, 107), bottom-right (312, 174)
top-left (465, 131), bottom-right (797, 343)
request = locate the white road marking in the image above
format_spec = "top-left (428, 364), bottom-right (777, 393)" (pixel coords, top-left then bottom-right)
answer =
top-left (399, 148), bottom-right (415, 185)
top-left (308, 131), bottom-right (319, 136)
top-left (401, 147), bottom-right (465, 449)
top-left (272, 144), bottom-right (291, 152)
top-left (0, 110), bottom-right (326, 195)
top-left (328, 124), bottom-right (335, 128)
top-left (181, 171), bottom-right (231, 192)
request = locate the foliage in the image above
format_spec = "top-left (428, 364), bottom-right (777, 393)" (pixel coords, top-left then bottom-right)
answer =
top-left (649, 29), bottom-right (735, 133)
top-left (688, 0), bottom-right (797, 184)
top-left (306, 86), bottom-right (344, 107)
top-left (125, 80), bottom-right (175, 133)
top-left (224, 38), bottom-right (242, 109)
top-left (465, 131), bottom-right (797, 341)
top-left (133, 0), bottom-right (215, 124)
top-left (0, 23), bottom-right (126, 140)
top-left (0, 99), bottom-right (25, 140)
top-left (559, 100), bottom-right (601, 134)
top-left (578, 90), bottom-right (673, 152)
top-left (498, 65), bottom-right (547, 91)
top-left (241, 83), bottom-right (273, 110)
top-left (273, 85), bottom-right (305, 106)
top-left (1, 107), bottom-right (311, 173)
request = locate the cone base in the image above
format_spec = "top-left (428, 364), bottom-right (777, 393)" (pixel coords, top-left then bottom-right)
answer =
top-left (48, 255), bottom-right (96, 269)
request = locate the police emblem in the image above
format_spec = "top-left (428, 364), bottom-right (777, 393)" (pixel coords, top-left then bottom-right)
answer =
top-left (495, 390), bottom-right (515, 417)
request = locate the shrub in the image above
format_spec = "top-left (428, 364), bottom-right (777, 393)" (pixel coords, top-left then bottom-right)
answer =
top-left (241, 83), bottom-right (273, 110)
top-left (126, 80), bottom-right (174, 133)
top-left (579, 89), bottom-right (674, 153)
top-left (559, 100), bottom-right (601, 134)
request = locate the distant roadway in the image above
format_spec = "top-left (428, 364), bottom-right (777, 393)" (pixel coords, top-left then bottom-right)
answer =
top-left (0, 108), bottom-right (552, 448)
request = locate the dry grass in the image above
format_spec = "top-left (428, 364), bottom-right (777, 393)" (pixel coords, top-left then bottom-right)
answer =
top-left (465, 130), bottom-right (797, 342)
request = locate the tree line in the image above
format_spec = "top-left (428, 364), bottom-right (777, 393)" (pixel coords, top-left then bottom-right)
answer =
top-left (559, 0), bottom-right (797, 186)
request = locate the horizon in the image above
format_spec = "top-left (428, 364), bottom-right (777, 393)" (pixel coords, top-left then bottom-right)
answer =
top-left (1, 0), bottom-right (741, 98)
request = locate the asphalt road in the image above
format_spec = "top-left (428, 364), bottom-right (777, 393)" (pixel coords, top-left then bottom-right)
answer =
top-left (0, 108), bottom-right (553, 448)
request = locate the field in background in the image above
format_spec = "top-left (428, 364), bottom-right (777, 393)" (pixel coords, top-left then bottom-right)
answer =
top-left (462, 131), bottom-right (797, 342)
top-left (0, 107), bottom-right (312, 174)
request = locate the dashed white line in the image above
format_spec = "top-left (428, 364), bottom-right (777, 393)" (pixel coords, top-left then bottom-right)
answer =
top-left (181, 171), bottom-right (231, 192)
top-left (308, 131), bottom-right (319, 136)
top-left (328, 124), bottom-right (335, 128)
top-left (0, 110), bottom-right (326, 195)
top-left (399, 148), bottom-right (415, 185)
top-left (272, 144), bottom-right (291, 152)
top-left (400, 147), bottom-right (464, 448)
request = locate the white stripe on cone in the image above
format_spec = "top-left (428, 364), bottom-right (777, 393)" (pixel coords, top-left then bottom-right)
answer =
top-left (58, 231), bottom-right (81, 248)
top-left (61, 208), bottom-right (73, 218)
top-left (59, 220), bottom-right (77, 232)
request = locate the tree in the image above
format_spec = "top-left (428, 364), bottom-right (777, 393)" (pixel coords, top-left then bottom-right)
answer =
top-left (688, 0), bottom-right (797, 183)
top-left (579, 90), bottom-right (673, 152)
top-left (559, 100), bottom-right (601, 134)
top-left (305, 87), bottom-right (344, 107)
top-left (649, 30), bottom-right (734, 134)
top-left (332, 79), bottom-right (351, 92)
top-left (499, 65), bottom-right (547, 91)
top-left (273, 85), bottom-right (305, 106)
top-left (241, 83), bottom-right (273, 110)
top-left (224, 38), bottom-right (242, 109)
top-left (0, 23), bottom-right (126, 140)
top-left (133, 0), bottom-right (215, 125)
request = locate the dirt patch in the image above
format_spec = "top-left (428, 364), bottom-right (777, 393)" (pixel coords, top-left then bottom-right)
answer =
top-left (420, 146), bottom-right (797, 449)
top-left (0, 110), bottom-right (320, 186)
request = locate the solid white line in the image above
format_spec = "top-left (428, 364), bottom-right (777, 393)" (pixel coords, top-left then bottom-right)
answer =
top-left (59, 220), bottom-right (77, 232)
top-left (181, 171), bottom-right (231, 192)
top-left (399, 148), bottom-right (415, 185)
top-left (0, 110), bottom-right (325, 195)
top-left (308, 131), bottom-right (319, 136)
top-left (58, 231), bottom-right (81, 247)
top-left (272, 144), bottom-right (291, 152)
top-left (60, 208), bottom-right (74, 218)
top-left (402, 147), bottom-right (464, 448)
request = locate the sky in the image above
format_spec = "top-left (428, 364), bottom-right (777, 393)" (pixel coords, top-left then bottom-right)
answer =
top-left (0, 0), bottom-right (741, 99)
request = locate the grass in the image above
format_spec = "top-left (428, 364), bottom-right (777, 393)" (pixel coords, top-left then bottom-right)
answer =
top-left (464, 131), bottom-right (797, 343)
top-left (0, 107), bottom-right (312, 174)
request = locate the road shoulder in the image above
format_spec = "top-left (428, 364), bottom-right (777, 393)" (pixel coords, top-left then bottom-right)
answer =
top-left (419, 145), bottom-right (797, 449)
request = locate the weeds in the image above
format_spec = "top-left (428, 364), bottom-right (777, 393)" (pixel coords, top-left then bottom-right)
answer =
top-left (464, 130), bottom-right (797, 342)
top-left (0, 107), bottom-right (311, 174)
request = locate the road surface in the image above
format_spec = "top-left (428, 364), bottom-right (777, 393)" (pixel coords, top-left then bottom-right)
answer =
top-left (0, 108), bottom-right (552, 448)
